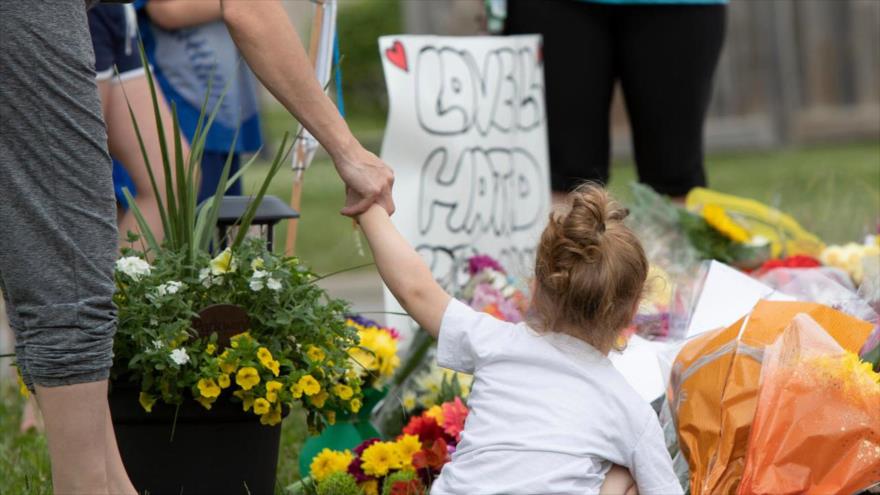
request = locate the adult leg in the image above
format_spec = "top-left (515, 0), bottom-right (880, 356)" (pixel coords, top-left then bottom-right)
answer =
top-left (616, 4), bottom-right (726, 198)
top-left (505, 0), bottom-right (616, 200)
top-left (101, 75), bottom-right (188, 248)
top-left (0, 2), bottom-right (123, 493)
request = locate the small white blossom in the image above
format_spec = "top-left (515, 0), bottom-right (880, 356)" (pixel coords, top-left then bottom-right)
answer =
top-left (169, 348), bottom-right (189, 366)
top-left (157, 280), bottom-right (184, 297)
top-left (249, 279), bottom-right (265, 291)
top-left (150, 318), bottom-right (159, 327)
top-left (252, 269), bottom-right (267, 279)
top-left (199, 268), bottom-right (213, 288)
top-left (152, 339), bottom-right (163, 350)
top-left (115, 256), bottom-right (151, 280)
top-left (266, 278), bottom-right (282, 291)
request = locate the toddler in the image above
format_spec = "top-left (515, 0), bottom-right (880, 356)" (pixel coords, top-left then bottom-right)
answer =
top-left (358, 184), bottom-right (681, 494)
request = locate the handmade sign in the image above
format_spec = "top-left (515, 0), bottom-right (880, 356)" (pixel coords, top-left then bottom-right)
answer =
top-left (378, 35), bottom-right (551, 333)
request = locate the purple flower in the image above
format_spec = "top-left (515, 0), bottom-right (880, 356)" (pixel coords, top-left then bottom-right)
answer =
top-left (468, 255), bottom-right (505, 276)
top-left (469, 283), bottom-right (504, 311)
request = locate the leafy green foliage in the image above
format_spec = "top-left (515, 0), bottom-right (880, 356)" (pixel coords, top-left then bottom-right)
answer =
top-left (316, 471), bottom-right (362, 495)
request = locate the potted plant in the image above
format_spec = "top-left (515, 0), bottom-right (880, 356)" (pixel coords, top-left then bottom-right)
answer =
top-left (108, 49), bottom-right (365, 495)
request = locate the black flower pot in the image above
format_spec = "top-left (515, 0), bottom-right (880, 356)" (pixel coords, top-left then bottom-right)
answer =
top-left (109, 384), bottom-right (285, 495)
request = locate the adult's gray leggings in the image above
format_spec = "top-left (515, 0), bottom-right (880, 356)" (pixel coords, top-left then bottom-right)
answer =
top-left (0, 0), bottom-right (118, 390)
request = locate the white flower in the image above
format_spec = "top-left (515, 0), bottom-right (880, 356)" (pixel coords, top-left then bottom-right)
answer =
top-left (251, 257), bottom-right (265, 270)
top-left (150, 318), bottom-right (158, 327)
top-left (115, 256), bottom-right (152, 280)
top-left (151, 339), bottom-right (163, 350)
top-left (199, 268), bottom-right (213, 288)
top-left (252, 269), bottom-right (267, 279)
top-left (169, 348), bottom-right (189, 366)
top-left (266, 278), bottom-right (282, 291)
top-left (157, 280), bottom-right (183, 297)
top-left (249, 278), bottom-right (265, 292)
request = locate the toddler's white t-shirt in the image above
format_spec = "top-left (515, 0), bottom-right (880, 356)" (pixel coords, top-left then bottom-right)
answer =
top-left (431, 299), bottom-right (682, 495)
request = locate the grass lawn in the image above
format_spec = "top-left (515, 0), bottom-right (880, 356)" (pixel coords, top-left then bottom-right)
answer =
top-left (251, 141), bottom-right (880, 274)
top-left (1, 141), bottom-right (877, 492)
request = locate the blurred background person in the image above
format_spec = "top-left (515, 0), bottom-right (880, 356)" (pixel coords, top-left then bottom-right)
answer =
top-left (504, 0), bottom-right (727, 203)
top-left (135, 0), bottom-right (263, 204)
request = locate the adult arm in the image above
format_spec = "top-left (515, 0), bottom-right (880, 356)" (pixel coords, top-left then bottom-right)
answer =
top-left (358, 205), bottom-right (450, 337)
top-left (220, 0), bottom-right (394, 216)
top-left (145, 0), bottom-right (223, 30)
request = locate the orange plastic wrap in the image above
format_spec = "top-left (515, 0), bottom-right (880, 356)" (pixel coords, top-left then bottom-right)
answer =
top-left (671, 301), bottom-right (874, 495)
top-left (738, 314), bottom-right (880, 495)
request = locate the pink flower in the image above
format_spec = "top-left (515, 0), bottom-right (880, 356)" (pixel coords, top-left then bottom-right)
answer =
top-left (468, 255), bottom-right (505, 275)
top-left (441, 397), bottom-right (469, 443)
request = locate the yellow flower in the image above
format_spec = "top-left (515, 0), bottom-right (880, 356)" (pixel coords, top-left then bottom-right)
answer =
top-left (266, 380), bottom-right (283, 403)
top-left (260, 405), bottom-right (282, 426)
top-left (309, 448), bottom-right (354, 482)
top-left (702, 204), bottom-right (751, 243)
top-left (205, 343), bottom-right (216, 355)
top-left (395, 434), bottom-right (422, 467)
top-left (309, 391), bottom-right (329, 408)
top-left (425, 405), bottom-right (444, 425)
top-left (236, 367), bottom-right (260, 390)
top-left (219, 350), bottom-right (238, 374)
top-left (327, 411), bottom-right (336, 425)
top-left (402, 391), bottom-right (417, 411)
top-left (290, 383), bottom-right (304, 399)
top-left (210, 248), bottom-right (237, 275)
top-left (306, 345), bottom-right (325, 362)
top-left (350, 398), bottom-right (362, 413)
top-left (257, 347), bottom-right (273, 365)
top-left (138, 392), bottom-right (156, 413)
top-left (297, 375), bottom-right (321, 396)
top-left (230, 331), bottom-right (251, 349)
top-left (267, 359), bottom-right (280, 377)
top-left (16, 371), bottom-right (29, 399)
top-left (233, 390), bottom-right (254, 411)
top-left (361, 480), bottom-right (379, 495)
top-left (253, 397), bottom-right (271, 415)
top-left (360, 442), bottom-right (398, 477)
top-left (218, 374), bottom-right (231, 389)
top-left (251, 257), bottom-right (265, 270)
top-left (333, 384), bottom-right (354, 400)
top-left (196, 395), bottom-right (215, 410)
top-left (197, 378), bottom-right (221, 399)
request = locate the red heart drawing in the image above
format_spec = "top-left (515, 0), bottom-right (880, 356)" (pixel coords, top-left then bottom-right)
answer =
top-left (385, 40), bottom-right (408, 72)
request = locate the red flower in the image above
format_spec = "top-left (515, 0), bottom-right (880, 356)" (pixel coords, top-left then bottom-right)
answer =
top-left (412, 437), bottom-right (449, 471)
top-left (403, 415), bottom-right (445, 443)
top-left (755, 255), bottom-right (822, 276)
top-left (441, 397), bottom-right (469, 443)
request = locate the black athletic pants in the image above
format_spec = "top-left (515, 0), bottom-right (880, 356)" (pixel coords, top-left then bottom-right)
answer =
top-left (505, 0), bottom-right (726, 196)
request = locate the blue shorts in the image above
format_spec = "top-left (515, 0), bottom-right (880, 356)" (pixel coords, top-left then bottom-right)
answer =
top-left (88, 3), bottom-right (143, 82)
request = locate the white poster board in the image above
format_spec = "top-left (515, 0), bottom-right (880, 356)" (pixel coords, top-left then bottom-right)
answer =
top-left (378, 35), bottom-right (551, 336)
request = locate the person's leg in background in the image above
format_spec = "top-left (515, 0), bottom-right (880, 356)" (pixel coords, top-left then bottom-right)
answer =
top-left (198, 151), bottom-right (242, 204)
top-left (505, 0), bottom-right (616, 205)
top-left (0, 2), bottom-right (133, 494)
top-left (616, 4), bottom-right (726, 200)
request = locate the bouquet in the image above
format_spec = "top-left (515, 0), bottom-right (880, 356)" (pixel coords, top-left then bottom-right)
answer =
top-left (305, 398), bottom-right (469, 495)
top-left (346, 315), bottom-right (401, 391)
top-left (738, 314), bottom-right (880, 494)
top-left (459, 255), bottom-right (528, 322)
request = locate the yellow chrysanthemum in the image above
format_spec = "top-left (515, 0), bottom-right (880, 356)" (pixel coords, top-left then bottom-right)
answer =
top-left (310, 448), bottom-right (354, 482)
top-left (360, 442), bottom-right (401, 477)
top-left (307, 345), bottom-right (326, 362)
top-left (702, 204), bottom-right (751, 243)
top-left (260, 405), bottom-right (282, 426)
top-left (236, 367), bottom-right (260, 390)
top-left (333, 384), bottom-right (354, 400)
top-left (234, 390), bottom-right (255, 412)
top-left (138, 392), bottom-right (156, 413)
top-left (349, 398), bottom-right (362, 413)
top-left (309, 391), bottom-right (329, 408)
top-left (210, 248), bottom-right (237, 275)
top-left (811, 351), bottom-right (880, 394)
top-left (205, 343), bottom-right (216, 355)
top-left (297, 375), bottom-right (321, 396)
top-left (197, 378), bottom-right (221, 399)
top-left (195, 395), bottom-right (215, 410)
top-left (425, 405), bottom-right (444, 425)
top-left (218, 374), bottom-right (231, 389)
top-left (253, 398), bottom-right (271, 415)
top-left (361, 480), bottom-right (379, 495)
top-left (395, 434), bottom-right (422, 467)
top-left (266, 380), bottom-right (283, 403)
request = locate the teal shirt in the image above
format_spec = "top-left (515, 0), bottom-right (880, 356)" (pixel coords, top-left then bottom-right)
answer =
top-left (585, 0), bottom-right (726, 4)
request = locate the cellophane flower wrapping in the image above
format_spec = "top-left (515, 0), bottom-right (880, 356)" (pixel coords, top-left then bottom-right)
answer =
top-left (738, 313), bottom-right (880, 495)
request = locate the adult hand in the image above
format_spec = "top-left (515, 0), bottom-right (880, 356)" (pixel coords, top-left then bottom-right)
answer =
top-left (334, 146), bottom-right (395, 217)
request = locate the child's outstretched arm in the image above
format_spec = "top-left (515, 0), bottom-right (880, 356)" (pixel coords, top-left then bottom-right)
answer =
top-left (358, 205), bottom-right (451, 338)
